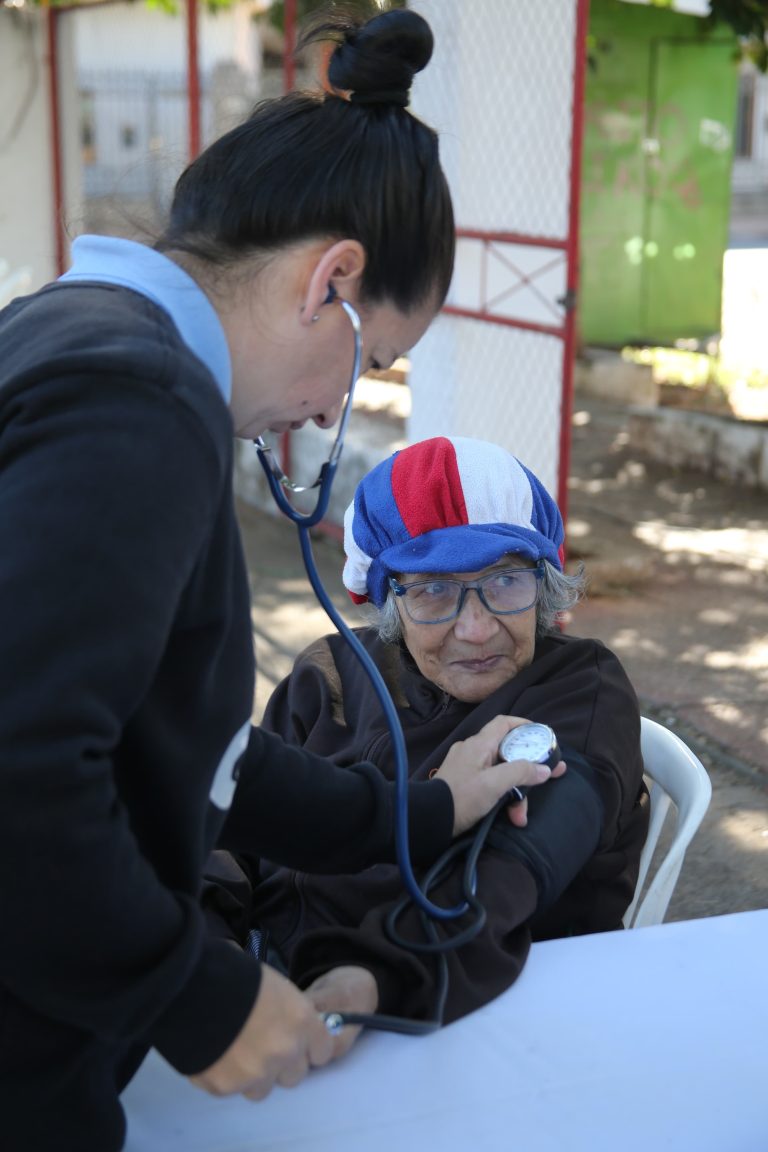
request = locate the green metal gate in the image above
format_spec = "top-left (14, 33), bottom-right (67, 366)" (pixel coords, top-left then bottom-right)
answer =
top-left (580, 0), bottom-right (738, 347)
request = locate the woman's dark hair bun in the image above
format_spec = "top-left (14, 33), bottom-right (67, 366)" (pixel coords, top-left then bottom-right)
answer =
top-left (163, 3), bottom-right (453, 313)
top-left (301, 7), bottom-right (434, 107)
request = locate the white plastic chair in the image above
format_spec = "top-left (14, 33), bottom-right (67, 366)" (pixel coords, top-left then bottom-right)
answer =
top-left (622, 716), bottom-right (712, 930)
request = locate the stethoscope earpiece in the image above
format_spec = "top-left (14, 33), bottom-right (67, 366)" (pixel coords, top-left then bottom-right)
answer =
top-left (323, 284), bottom-right (337, 306)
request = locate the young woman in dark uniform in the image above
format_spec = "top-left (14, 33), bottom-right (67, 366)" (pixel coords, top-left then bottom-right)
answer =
top-left (0, 8), bottom-right (556, 1151)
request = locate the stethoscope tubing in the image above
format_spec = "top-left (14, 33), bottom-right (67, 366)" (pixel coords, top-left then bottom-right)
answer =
top-left (296, 523), bottom-right (471, 923)
top-left (255, 295), bottom-right (515, 1036)
top-left (254, 296), bottom-right (469, 922)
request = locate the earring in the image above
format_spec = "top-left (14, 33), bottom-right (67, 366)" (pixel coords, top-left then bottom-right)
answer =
top-left (309, 285), bottom-right (335, 323)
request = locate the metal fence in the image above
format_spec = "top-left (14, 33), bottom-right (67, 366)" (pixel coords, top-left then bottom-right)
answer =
top-left (79, 69), bottom-right (195, 233)
top-left (73, 1), bottom-right (590, 531)
top-left (408, 0), bottom-right (589, 511)
top-left (78, 61), bottom-right (294, 238)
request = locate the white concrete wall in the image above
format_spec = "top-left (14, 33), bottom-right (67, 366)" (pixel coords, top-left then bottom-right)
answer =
top-left (720, 248), bottom-right (768, 375)
top-left (628, 406), bottom-right (768, 491)
top-left (0, 8), bottom-right (80, 293)
top-left (73, 2), bottom-right (261, 76)
top-left (71, 2), bottom-right (264, 234)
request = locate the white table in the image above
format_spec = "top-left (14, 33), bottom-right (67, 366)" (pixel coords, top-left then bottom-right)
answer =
top-left (122, 909), bottom-right (768, 1152)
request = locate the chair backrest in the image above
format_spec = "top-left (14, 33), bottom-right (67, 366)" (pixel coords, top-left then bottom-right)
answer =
top-left (622, 717), bottom-right (712, 930)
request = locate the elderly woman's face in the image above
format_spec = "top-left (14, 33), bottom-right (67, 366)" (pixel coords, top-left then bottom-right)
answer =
top-left (395, 557), bottom-right (538, 703)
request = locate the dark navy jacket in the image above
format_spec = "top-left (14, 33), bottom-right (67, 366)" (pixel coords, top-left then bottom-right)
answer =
top-left (0, 281), bottom-right (453, 1151)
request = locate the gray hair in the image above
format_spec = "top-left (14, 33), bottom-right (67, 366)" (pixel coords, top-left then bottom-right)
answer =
top-left (361, 559), bottom-right (587, 644)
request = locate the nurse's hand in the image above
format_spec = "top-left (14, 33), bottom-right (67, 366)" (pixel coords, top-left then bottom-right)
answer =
top-left (303, 965), bottom-right (379, 1059)
top-left (188, 964), bottom-right (333, 1101)
top-left (433, 715), bottom-right (566, 836)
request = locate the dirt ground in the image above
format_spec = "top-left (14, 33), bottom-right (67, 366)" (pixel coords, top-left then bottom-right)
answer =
top-left (564, 399), bottom-right (768, 921)
top-left (238, 395), bottom-right (768, 924)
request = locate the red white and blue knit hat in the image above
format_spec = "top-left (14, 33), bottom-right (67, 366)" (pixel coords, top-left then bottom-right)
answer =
top-left (343, 436), bottom-right (564, 607)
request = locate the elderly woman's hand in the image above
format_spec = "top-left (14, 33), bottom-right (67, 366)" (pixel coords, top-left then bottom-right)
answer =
top-left (433, 716), bottom-right (566, 836)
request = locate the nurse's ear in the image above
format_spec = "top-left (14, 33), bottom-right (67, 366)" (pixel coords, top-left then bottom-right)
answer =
top-left (301, 239), bottom-right (366, 326)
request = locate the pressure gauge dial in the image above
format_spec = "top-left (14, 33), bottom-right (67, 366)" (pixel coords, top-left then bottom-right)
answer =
top-left (499, 723), bottom-right (561, 769)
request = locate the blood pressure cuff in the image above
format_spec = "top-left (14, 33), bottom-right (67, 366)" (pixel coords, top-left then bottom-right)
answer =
top-left (486, 746), bottom-right (603, 914)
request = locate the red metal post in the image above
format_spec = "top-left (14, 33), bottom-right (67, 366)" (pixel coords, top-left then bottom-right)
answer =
top-left (280, 0), bottom-right (298, 476)
top-left (441, 305), bottom-right (564, 342)
top-left (283, 0), bottom-right (297, 93)
top-left (558, 0), bottom-right (591, 522)
top-left (46, 8), bottom-right (67, 276)
top-left (186, 0), bottom-right (201, 159)
top-left (457, 228), bottom-right (567, 252)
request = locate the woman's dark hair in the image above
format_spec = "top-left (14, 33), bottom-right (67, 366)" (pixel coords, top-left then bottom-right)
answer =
top-left (156, 4), bottom-right (454, 312)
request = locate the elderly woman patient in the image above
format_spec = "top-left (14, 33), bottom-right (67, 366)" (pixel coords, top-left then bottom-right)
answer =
top-left (205, 436), bottom-right (648, 1025)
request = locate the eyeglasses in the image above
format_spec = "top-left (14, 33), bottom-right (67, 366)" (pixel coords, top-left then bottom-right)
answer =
top-left (389, 564), bottom-right (543, 625)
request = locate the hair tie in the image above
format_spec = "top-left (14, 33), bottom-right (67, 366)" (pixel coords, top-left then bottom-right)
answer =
top-left (350, 89), bottom-right (410, 108)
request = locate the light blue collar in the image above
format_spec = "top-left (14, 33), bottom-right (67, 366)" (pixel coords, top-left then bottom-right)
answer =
top-left (59, 235), bottom-right (232, 402)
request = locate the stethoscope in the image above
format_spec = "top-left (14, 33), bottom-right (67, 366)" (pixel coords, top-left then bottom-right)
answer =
top-left (253, 296), bottom-right (362, 530)
top-left (254, 295), bottom-right (519, 1035)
